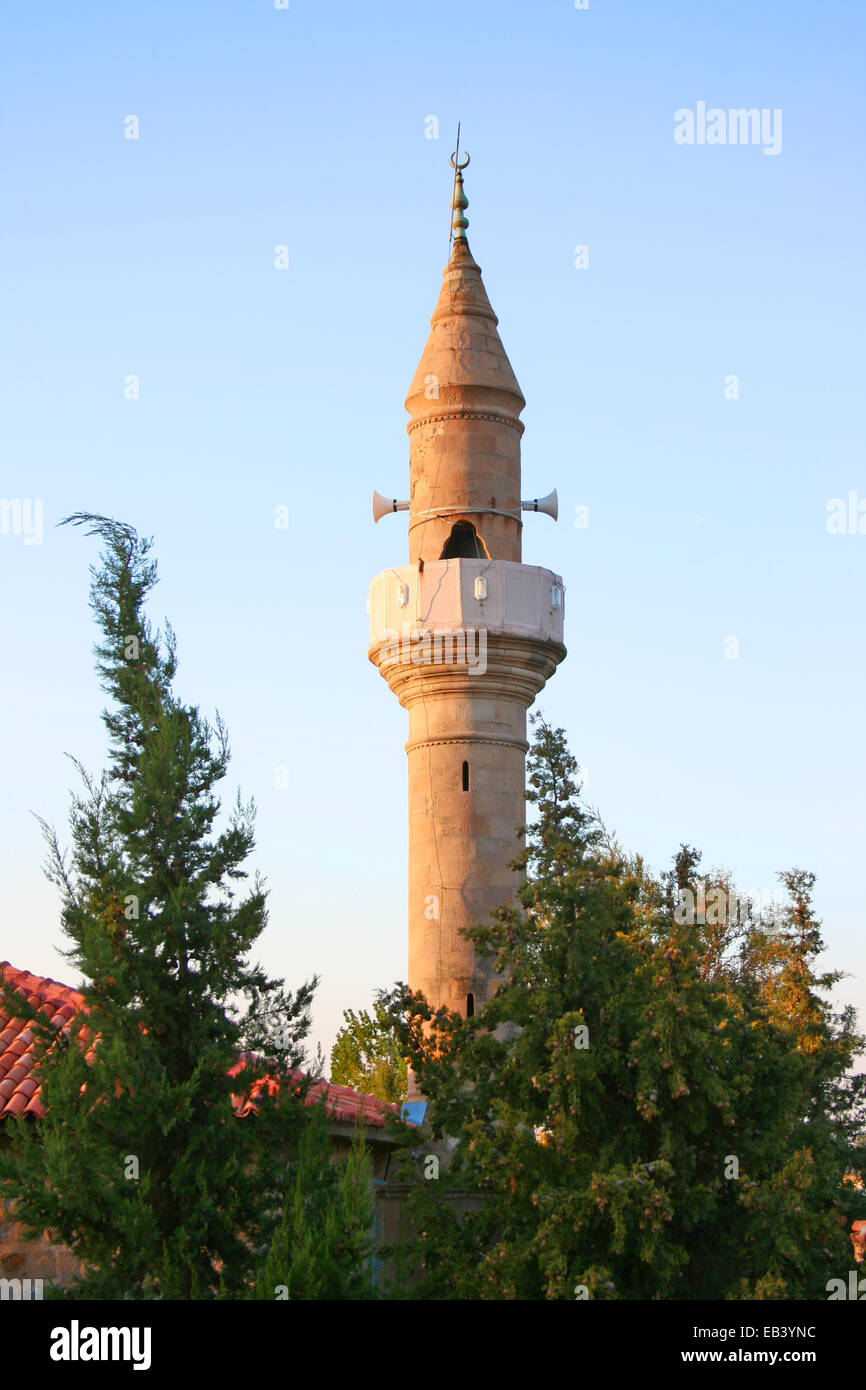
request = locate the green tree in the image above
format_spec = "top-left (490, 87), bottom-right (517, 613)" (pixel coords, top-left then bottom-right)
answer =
top-left (0, 515), bottom-right (327, 1298)
top-left (331, 994), bottom-right (408, 1105)
top-left (248, 1104), bottom-right (376, 1300)
top-left (385, 715), bottom-right (866, 1300)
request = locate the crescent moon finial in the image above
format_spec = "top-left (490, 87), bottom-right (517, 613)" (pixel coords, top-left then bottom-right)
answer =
top-left (450, 152), bottom-right (470, 171)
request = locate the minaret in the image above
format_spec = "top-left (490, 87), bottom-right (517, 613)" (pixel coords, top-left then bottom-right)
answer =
top-left (369, 155), bottom-right (565, 1093)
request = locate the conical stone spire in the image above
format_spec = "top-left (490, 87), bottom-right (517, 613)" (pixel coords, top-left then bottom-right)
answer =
top-left (405, 156), bottom-right (526, 565)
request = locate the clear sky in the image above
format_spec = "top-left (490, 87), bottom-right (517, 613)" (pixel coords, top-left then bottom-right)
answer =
top-left (1, 0), bottom-right (864, 1068)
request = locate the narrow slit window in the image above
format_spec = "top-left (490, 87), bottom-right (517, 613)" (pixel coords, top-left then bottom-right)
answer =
top-left (466, 992), bottom-right (475, 1018)
top-left (462, 760), bottom-right (469, 791)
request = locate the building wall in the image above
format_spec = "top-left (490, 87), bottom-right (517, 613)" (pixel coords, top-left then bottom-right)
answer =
top-left (0, 1207), bottom-right (81, 1293)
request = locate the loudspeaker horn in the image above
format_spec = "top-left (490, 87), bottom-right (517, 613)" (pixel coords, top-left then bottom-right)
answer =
top-left (373, 490), bottom-right (410, 523)
top-left (521, 489), bottom-right (558, 521)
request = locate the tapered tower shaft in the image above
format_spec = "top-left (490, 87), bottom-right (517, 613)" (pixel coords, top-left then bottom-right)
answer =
top-left (368, 157), bottom-right (565, 1074)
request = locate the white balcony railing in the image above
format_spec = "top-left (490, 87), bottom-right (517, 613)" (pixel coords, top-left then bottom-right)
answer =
top-left (368, 559), bottom-right (565, 646)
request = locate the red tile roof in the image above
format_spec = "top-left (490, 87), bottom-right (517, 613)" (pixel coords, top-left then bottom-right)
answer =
top-left (1, 961), bottom-right (395, 1130)
top-left (0, 964), bottom-right (85, 1119)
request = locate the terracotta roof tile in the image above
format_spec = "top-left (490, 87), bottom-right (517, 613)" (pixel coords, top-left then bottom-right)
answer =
top-left (0, 963), bottom-right (82, 1121)
top-left (228, 1053), bottom-right (396, 1128)
top-left (1, 961), bottom-right (397, 1131)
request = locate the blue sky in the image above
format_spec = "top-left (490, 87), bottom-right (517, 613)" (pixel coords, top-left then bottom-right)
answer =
top-left (1, 0), bottom-right (864, 1066)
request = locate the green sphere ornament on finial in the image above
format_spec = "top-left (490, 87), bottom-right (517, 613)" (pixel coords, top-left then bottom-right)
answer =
top-left (450, 150), bottom-right (470, 241)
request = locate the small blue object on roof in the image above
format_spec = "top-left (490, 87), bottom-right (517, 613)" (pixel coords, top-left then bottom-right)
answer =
top-left (401, 1100), bottom-right (427, 1125)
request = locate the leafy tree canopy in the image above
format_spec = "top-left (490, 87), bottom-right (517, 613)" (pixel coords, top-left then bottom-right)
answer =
top-left (331, 994), bottom-right (409, 1106)
top-left (385, 715), bottom-right (866, 1300)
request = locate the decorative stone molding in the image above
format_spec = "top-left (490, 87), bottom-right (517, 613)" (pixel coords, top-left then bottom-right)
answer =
top-left (405, 734), bottom-right (529, 755)
top-left (407, 410), bottom-right (525, 436)
top-left (370, 631), bottom-right (565, 711)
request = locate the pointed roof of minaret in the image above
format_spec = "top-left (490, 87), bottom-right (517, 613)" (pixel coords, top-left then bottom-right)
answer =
top-left (405, 154), bottom-right (525, 428)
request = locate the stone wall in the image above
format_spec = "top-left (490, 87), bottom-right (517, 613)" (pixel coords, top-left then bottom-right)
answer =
top-left (0, 1200), bottom-right (81, 1293)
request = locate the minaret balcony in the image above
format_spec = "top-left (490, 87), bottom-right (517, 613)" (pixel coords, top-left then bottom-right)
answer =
top-left (367, 558), bottom-right (565, 648)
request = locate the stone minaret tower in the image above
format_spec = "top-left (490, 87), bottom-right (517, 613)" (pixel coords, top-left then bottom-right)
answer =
top-left (369, 156), bottom-right (565, 1095)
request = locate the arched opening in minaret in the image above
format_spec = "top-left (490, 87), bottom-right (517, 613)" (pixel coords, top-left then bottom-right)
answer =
top-left (466, 992), bottom-right (475, 1018)
top-left (462, 760), bottom-right (469, 791)
top-left (440, 520), bottom-right (489, 560)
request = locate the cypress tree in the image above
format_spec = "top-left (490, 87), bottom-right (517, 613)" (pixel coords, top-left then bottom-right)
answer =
top-left (1, 515), bottom-right (319, 1298)
top-left (248, 1106), bottom-right (376, 1300)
